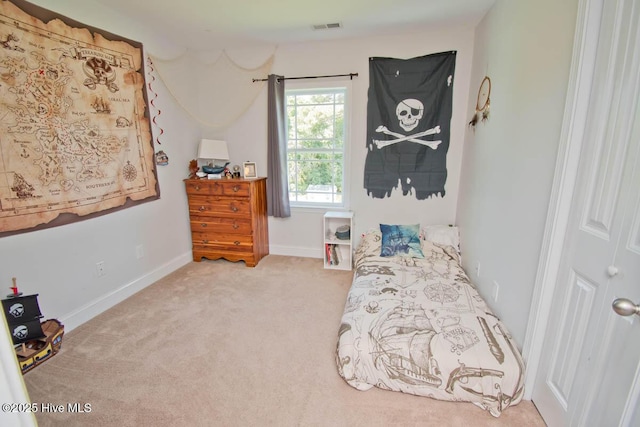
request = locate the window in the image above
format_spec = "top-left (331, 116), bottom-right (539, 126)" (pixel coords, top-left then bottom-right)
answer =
top-left (286, 83), bottom-right (348, 207)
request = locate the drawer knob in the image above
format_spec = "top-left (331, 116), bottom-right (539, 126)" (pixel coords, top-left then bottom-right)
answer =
top-left (231, 205), bottom-right (238, 212)
top-left (201, 223), bottom-right (207, 227)
top-left (232, 222), bottom-right (239, 229)
top-left (203, 239), bottom-right (209, 244)
top-left (199, 206), bottom-right (206, 211)
top-left (234, 241), bottom-right (240, 245)
top-left (233, 185), bottom-right (240, 192)
top-left (194, 185), bottom-right (201, 191)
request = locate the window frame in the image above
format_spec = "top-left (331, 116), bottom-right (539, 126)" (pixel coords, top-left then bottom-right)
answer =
top-left (285, 79), bottom-right (352, 210)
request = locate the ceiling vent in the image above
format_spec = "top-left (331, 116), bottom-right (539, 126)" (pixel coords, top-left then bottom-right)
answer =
top-left (312, 22), bottom-right (342, 30)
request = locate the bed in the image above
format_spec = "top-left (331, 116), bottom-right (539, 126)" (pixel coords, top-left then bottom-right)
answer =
top-left (335, 225), bottom-right (525, 417)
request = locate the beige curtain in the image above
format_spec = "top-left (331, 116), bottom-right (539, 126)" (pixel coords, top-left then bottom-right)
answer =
top-left (148, 51), bottom-right (274, 129)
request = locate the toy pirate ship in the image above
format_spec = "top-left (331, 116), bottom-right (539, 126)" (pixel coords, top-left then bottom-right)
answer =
top-left (1, 278), bottom-right (64, 374)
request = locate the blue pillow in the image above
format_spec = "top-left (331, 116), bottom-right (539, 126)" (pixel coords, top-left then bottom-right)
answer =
top-left (379, 224), bottom-right (424, 258)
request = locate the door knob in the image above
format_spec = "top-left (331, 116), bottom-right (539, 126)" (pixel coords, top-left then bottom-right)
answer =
top-left (607, 265), bottom-right (619, 277)
top-left (612, 298), bottom-right (640, 317)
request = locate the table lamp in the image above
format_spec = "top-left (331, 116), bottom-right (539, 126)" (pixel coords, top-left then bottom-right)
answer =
top-left (197, 139), bottom-right (230, 174)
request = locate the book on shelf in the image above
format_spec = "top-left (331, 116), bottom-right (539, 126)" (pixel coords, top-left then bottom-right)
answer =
top-left (331, 244), bottom-right (339, 266)
top-left (325, 243), bottom-right (340, 266)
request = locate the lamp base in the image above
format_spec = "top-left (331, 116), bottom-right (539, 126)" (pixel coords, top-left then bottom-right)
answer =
top-left (202, 162), bottom-right (230, 174)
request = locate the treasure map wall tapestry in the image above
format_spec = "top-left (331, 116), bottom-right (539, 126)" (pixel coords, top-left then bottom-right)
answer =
top-left (364, 51), bottom-right (456, 200)
top-left (0, 0), bottom-right (158, 237)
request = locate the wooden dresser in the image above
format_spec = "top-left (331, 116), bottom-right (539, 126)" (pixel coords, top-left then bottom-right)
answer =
top-left (184, 177), bottom-right (269, 267)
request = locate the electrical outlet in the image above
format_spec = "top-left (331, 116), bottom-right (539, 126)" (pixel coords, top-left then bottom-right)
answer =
top-left (136, 244), bottom-right (144, 259)
top-left (475, 262), bottom-right (481, 278)
top-left (493, 280), bottom-right (500, 303)
top-left (96, 261), bottom-right (106, 277)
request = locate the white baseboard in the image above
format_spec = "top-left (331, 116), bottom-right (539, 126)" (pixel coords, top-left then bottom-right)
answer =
top-left (269, 244), bottom-right (322, 259)
top-left (60, 252), bottom-right (193, 332)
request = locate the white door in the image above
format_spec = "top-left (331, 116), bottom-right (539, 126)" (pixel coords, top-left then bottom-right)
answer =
top-left (531, 0), bottom-right (640, 425)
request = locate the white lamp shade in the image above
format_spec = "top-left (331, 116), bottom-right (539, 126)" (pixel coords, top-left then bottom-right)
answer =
top-left (197, 139), bottom-right (229, 162)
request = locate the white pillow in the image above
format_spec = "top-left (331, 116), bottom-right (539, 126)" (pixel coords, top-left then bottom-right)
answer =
top-left (421, 225), bottom-right (460, 253)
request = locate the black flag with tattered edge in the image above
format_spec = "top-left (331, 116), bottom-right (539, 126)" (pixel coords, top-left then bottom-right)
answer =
top-left (364, 51), bottom-right (456, 199)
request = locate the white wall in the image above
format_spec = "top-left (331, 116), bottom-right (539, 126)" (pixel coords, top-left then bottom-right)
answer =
top-left (225, 24), bottom-right (476, 257)
top-left (0, 0), bottom-right (197, 331)
top-left (456, 0), bottom-right (579, 346)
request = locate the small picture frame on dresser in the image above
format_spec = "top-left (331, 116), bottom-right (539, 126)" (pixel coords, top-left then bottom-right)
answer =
top-left (243, 162), bottom-right (257, 178)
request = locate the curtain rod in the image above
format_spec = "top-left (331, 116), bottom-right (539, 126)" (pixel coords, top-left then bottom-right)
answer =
top-left (252, 73), bottom-right (358, 83)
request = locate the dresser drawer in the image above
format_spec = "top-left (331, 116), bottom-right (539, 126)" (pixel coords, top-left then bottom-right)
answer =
top-left (189, 217), bottom-right (252, 234)
top-left (191, 232), bottom-right (253, 250)
top-left (185, 180), bottom-right (250, 197)
top-left (188, 197), bottom-right (251, 218)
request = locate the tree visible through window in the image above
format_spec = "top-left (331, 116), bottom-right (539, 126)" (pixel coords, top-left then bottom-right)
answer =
top-left (286, 87), bottom-right (346, 206)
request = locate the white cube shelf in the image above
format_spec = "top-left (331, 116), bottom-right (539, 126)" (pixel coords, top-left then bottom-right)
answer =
top-left (323, 211), bottom-right (354, 270)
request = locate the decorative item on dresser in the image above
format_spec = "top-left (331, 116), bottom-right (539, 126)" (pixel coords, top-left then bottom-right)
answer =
top-left (243, 161), bottom-right (257, 178)
top-left (184, 177), bottom-right (269, 267)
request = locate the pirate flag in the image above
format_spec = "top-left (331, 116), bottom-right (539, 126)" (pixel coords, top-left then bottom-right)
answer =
top-left (1, 294), bottom-right (45, 345)
top-left (364, 51), bottom-right (456, 199)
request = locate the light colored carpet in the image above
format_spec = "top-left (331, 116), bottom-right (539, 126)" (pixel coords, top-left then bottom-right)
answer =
top-left (24, 255), bottom-right (545, 426)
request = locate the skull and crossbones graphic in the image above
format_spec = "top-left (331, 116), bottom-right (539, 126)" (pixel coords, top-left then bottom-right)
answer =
top-left (83, 57), bottom-right (119, 92)
top-left (8, 303), bottom-right (24, 318)
top-left (13, 325), bottom-right (28, 340)
top-left (373, 98), bottom-right (442, 150)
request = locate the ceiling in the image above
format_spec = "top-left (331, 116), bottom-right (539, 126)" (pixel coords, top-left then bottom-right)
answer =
top-left (91, 0), bottom-right (495, 51)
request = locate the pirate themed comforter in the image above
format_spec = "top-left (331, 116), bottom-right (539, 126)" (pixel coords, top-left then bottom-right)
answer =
top-left (335, 230), bottom-right (525, 417)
